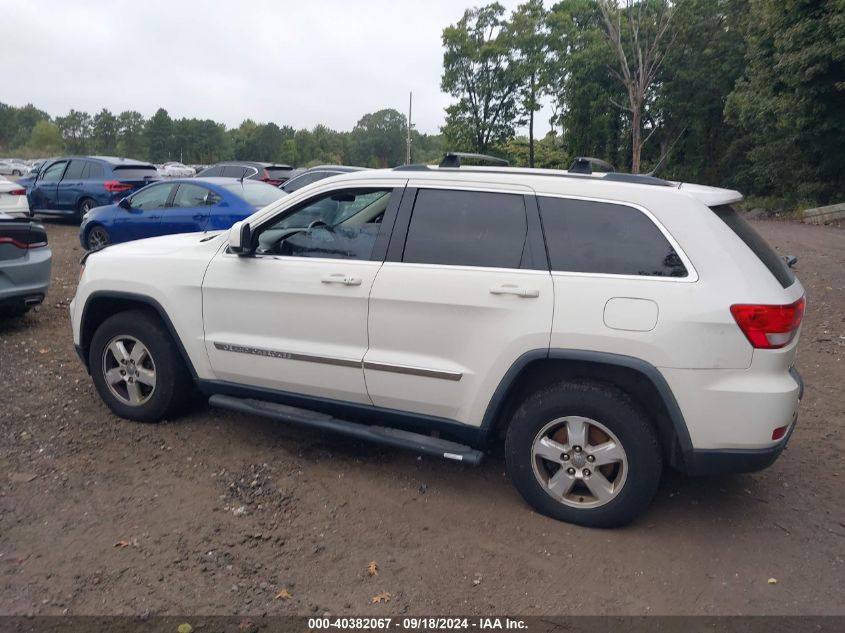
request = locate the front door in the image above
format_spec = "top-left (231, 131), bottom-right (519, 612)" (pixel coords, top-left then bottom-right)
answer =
top-left (202, 185), bottom-right (403, 404)
top-left (29, 160), bottom-right (67, 211)
top-left (111, 182), bottom-right (175, 243)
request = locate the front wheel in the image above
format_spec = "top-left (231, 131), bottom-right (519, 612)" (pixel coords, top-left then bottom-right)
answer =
top-left (505, 380), bottom-right (662, 528)
top-left (86, 225), bottom-right (110, 251)
top-left (89, 310), bottom-right (193, 422)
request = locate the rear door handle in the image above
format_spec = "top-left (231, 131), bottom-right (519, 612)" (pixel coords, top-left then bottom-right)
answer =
top-left (490, 284), bottom-right (540, 298)
top-left (321, 273), bottom-right (362, 286)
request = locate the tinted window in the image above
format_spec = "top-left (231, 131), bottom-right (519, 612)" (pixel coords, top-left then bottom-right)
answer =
top-left (40, 161), bottom-right (67, 183)
top-left (130, 183), bottom-right (173, 210)
top-left (221, 181), bottom-right (286, 207)
top-left (112, 166), bottom-right (158, 180)
top-left (283, 171), bottom-right (332, 193)
top-left (199, 165), bottom-right (224, 177)
top-left (402, 189), bottom-right (527, 269)
top-left (63, 160), bottom-right (86, 180)
top-left (222, 165), bottom-right (250, 178)
top-left (266, 166), bottom-right (294, 181)
top-left (710, 204), bottom-right (794, 288)
top-left (87, 162), bottom-right (104, 179)
top-left (172, 183), bottom-right (220, 208)
top-left (538, 197), bottom-right (687, 277)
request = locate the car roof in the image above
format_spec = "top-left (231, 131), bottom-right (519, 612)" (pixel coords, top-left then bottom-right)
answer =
top-left (50, 155), bottom-right (155, 167)
top-left (317, 165), bottom-right (744, 208)
top-left (211, 161), bottom-right (293, 169)
top-left (300, 165), bottom-right (367, 173)
top-left (157, 177), bottom-right (271, 186)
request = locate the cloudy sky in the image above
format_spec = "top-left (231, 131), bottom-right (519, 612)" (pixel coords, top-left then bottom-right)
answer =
top-left (4, 0), bottom-right (552, 136)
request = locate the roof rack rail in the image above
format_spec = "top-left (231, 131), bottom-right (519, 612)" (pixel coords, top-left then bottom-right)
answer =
top-left (438, 152), bottom-right (509, 168)
top-left (569, 157), bottom-right (615, 174)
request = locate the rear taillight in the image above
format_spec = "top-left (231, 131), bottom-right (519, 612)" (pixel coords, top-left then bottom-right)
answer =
top-left (104, 181), bottom-right (132, 193)
top-left (730, 297), bottom-right (805, 349)
top-left (0, 236), bottom-right (47, 249)
top-left (8, 188), bottom-right (26, 196)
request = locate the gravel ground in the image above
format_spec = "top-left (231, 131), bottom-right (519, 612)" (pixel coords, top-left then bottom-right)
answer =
top-left (1, 219), bottom-right (843, 616)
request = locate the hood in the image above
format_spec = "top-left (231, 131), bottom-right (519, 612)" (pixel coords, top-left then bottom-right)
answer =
top-left (96, 230), bottom-right (226, 258)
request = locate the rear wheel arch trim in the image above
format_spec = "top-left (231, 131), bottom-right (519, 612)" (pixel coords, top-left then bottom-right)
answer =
top-left (480, 348), bottom-right (693, 459)
top-left (79, 291), bottom-right (199, 381)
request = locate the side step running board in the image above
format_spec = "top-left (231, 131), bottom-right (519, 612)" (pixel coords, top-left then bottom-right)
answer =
top-left (208, 394), bottom-right (484, 466)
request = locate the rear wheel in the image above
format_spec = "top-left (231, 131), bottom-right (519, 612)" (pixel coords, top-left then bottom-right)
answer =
top-left (86, 225), bottom-right (110, 251)
top-left (12, 169), bottom-right (21, 177)
top-left (89, 310), bottom-right (192, 422)
top-left (505, 380), bottom-right (662, 528)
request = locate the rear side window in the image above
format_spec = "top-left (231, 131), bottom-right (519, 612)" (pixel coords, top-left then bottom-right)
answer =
top-left (266, 166), bottom-right (293, 181)
top-left (63, 160), bottom-right (86, 180)
top-left (539, 197), bottom-right (688, 277)
top-left (112, 166), bottom-right (158, 180)
top-left (86, 162), bottom-right (104, 179)
top-left (710, 204), bottom-right (794, 288)
top-left (403, 189), bottom-right (527, 269)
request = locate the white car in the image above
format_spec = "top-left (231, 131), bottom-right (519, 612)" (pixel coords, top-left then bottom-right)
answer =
top-left (70, 154), bottom-right (805, 527)
top-left (0, 160), bottom-right (29, 177)
top-left (158, 162), bottom-right (195, 178)
top-left (0, 176), bottom-right (31, 218)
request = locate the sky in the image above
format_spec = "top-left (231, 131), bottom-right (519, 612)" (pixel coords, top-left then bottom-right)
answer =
top-left (3, 0), bottom-right (553, 137)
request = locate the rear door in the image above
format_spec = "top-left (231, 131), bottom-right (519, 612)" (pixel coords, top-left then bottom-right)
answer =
top-left (55, 159), bottom-right (87, 211)
top-left (363, 185), bottom-right (553, 426)
top-left (29, 160), bottom-right (67, 211)
top-left (160, 183), bottom-right (220, 235)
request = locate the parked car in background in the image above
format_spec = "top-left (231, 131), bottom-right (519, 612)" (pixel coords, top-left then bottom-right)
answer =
top-left (0, 160), bottom-right (28, 177)
top-left (158, 162), bottom-right (196, 178)
top-left (0, 176), bottom-right (31, 218)
top-left (0, 212), bottom-right (51, 317)
top-left (29, 156), bottom-right (160, 221)
top-left (78, 177), bottom-right (286, 251)
top-left (280, 165), bottom-right (366, 194)
top-left (198, 161), bottom-right (294, 186)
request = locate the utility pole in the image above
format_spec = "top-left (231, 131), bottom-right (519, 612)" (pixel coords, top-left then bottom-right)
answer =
top-left (405, 92), bottom-right (413, 165)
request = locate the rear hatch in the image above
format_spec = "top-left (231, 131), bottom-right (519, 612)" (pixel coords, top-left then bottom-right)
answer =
top-left (108, 165), bottom-right (161, 199)
top-left (261, 165), bottom-right (294, 187)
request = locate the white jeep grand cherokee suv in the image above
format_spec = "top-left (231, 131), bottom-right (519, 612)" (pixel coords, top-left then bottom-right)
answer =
top-left (70, 157), bottom-right (805, 527)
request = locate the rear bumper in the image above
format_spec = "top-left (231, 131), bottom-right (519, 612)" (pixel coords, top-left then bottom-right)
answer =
top-left (0, 247), bottom-right (52, 307)
top-left (681, 367), bottom-right (802, 476)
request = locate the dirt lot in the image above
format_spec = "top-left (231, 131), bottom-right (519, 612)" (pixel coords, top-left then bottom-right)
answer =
top-left (1, 219), bottom-right (843, 616)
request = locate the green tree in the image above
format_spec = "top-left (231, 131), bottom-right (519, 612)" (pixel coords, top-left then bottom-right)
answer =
top-left (725, 0), bottom-right (845, 204)
top-left (441, 3), bottom-right (521, 153)
top-left (92, 108), bottom-right (119, 155)
top-left (117, 111), bottom-right (146, 158)
top-left (509, 0), bottom-right (548, 167)
top-left (55, 109), bottom-right (93, 154)
top-left (28, 120), bottom-right (64, 154)
top-left (349, 109), bottom-right (405, 167)
top-left (145, 108), bottom-right (173, 162)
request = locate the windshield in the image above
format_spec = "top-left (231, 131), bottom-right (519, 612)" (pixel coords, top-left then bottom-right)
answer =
top-left (222, 181), bottom-right (286, 207)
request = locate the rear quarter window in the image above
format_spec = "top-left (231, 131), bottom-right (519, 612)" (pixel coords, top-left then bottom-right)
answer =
top-left (710, 204), bottom-right (795, 288)
top-left (538, 197), bottom-right (688, 277)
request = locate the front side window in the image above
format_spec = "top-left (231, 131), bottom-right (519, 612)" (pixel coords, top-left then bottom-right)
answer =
top-left (130, 183), bottom-right (174, 210)
top-left (255, 188), bottom-right (392, 260)
top-left (538, 197), bottom-right (688, 277)
top-left (402, 189), bottom-right (528, 269)
top-left (40, 161), bottom-right (67, 183)
top-left (171, 183), bottom-right (220, 208)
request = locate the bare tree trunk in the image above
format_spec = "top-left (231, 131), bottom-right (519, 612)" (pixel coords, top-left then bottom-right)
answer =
top-left (631, 107), bottom-right (641, 174)
top-left (528, 72), bottom-right (536, 168)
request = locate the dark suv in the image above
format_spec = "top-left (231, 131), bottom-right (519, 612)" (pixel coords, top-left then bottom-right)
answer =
top-left (29, 156), bottom-right (160, 221)
top-left (198, 161), bottom-right (294, 187)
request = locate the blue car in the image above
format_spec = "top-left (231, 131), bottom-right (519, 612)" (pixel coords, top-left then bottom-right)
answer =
top-left (29, 156), bottom-right (160, 221)
top-left (79, 177), bottom-right (286, 251)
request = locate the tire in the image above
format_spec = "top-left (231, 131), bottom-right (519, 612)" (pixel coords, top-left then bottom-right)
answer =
top-left (86, 225), bottom-right (110, 251)
top-left (88, 310), bottom-right (193, 423)
top-left (77, 198), bottom-right (97, 222)
top-left (12, 170), bottom-right (21, 177)
top-left (505, 380), bottom-right (662, 528)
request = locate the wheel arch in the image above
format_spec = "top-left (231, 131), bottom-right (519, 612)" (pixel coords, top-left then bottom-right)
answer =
top-left (78, 291), bottom-right (199, 382)
top-left (481, 349), bottom-right (693, 470)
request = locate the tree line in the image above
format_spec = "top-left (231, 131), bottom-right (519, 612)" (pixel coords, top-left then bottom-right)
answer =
top-left (442, 0), bottom-right (844, 207)
top-left (0, 104), bottom-right (446, 169)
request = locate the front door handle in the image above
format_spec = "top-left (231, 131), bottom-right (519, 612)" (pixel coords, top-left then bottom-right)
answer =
top-left (321, 273), bottom-right (362, 286)
top-left (490, 284), bottom-right (540, 298)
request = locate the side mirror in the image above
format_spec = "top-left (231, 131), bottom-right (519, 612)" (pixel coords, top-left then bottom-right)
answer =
top-left (118, 197), bottom-right (131, 210)
top-left (228, 221), bottom-right (254, 256)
